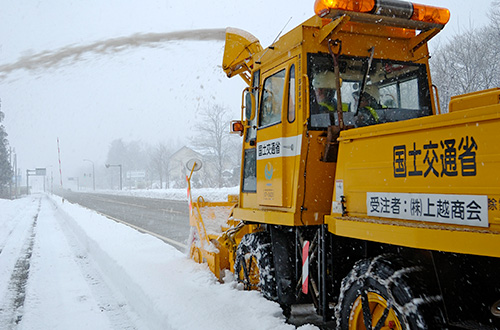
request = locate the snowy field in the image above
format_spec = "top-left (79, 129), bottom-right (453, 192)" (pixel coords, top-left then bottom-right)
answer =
top-left (0, 194), bottom-right (317, 330)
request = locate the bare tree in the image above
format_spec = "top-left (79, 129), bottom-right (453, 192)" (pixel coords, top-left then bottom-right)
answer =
top-left (149, 142), bottom-right (172, 188)
top-left (489, 1), bottom-right (500, 31)
top-left (0, 108), bottom-right (13, 198)
top-left (105, 139), bottom-right (150, 189)
top-left (487, 1), bottom-right (500, 86)
top-left (431, 1), bottom-right (500, 112)
top-left (191, 104), bottom-right (240, 188)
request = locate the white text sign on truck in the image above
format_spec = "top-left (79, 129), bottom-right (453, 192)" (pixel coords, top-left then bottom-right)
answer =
top-left (367, 192), bottom-right (488, 227)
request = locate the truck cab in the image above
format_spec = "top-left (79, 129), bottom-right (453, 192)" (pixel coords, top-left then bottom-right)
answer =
top-left (225, 2), bottom-right (443, 229)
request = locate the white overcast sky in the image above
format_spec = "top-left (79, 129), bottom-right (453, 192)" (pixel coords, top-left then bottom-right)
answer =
top-left (0, 0), bottom-right (493, 180)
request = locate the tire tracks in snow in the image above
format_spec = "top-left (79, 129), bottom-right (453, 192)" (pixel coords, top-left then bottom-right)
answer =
top-left (49, 196), bottom-right (142, 330)
top-left (50, 196), bottom-right (172, 329)
top-left (0, 197), bottom-right (40, 257)
top-left (1, 196), bottom-right (142, 329)
top-left (0, 198), bottom-right (41, 327)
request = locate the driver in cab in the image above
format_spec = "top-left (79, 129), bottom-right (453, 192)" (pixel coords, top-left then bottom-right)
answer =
top-left (312, 70), bottom-right (340, 115)
top-left (353, 91), bottom-right (381, 127)
top-left (312, 70), bottom-right (349, 125)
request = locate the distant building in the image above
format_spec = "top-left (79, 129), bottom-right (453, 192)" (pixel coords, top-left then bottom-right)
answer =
top-left (167, 145), bottom-right (240, 188)
top-left (168, 146), bottom-right (204, 188)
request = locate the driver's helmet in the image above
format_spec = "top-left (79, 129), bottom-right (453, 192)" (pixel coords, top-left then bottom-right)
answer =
top-left (312, 71), bottom-right (337, 89)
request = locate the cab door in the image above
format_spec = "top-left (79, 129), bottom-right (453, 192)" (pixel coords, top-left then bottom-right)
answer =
top-left (256, 60), bottom-right (299, 207)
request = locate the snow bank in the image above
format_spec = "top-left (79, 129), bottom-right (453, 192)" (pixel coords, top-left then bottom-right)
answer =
top-left (90, 186), bottom-right (239, 202)
top-left (48, 195), bottom-right (311, 330)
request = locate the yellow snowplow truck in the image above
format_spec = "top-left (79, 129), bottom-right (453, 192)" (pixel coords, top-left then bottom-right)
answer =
top-left (187, 0), bottom-right (500, 328)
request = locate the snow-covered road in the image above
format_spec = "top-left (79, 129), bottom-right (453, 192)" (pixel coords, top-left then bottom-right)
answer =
top-left (0, 194), bottom-right (316, 330)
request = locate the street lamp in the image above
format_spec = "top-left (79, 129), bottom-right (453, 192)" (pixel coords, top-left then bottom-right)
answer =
top-left (105, 164), bottom-right (122, 190)
top-left (83, 159), bottom-right (95, 191)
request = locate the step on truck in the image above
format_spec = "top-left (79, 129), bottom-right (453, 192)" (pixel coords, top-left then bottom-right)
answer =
top-left (186, 0), bottom-right (500, 328)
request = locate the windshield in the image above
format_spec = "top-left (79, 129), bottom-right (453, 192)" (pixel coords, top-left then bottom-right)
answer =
top-left (308, 53), bottom-right (432, 129)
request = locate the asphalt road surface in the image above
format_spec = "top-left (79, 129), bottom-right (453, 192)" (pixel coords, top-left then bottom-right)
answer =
top-left (54, 189), bottom-right (190, 251)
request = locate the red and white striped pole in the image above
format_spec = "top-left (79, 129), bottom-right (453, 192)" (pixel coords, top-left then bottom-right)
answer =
top-left (302, 240), bottom-right (310, 294)
top-left (186, 175), bottom-right (192, 214)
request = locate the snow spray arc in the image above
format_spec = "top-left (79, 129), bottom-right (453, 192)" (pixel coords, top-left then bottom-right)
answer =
top-left (0, 29), bottom-right (225, 79)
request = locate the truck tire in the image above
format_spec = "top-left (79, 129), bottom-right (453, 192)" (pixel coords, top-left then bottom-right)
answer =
top-left (336, 254), bottom-right (444, 330)
top-left (235, 232), bottom-right (277, 300)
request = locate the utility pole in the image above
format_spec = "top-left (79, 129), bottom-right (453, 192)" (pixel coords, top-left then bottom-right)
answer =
top-left (14, 152), bottom-right (17, 198)
top-left (9, 147), bottom-right (12, 198)
top-left (26, 169), bottom-right (35, 195)
top-left (105, 164), bottom-right (122, 190)
top-left (83, 159), bottom-right (95, 191)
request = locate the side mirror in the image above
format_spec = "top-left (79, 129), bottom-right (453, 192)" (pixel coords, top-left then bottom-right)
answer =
top-left (241, 88), bottom-right (256, 123)
top-left (244, 90), bottom-right (256, 121)
top-left (230, 120), bottom-right (244, 136)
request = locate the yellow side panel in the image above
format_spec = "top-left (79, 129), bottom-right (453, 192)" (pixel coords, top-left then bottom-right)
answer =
top-left (256, 134), bottom-right (302, 207)
top-left (332, 103), bottom-right (500, 251)
top-left (232, 207), bottom-right (295, 226)
top-left (449, 88), bottom-right (500, 113)
top-left (257, 154), bottom-right (284, 206)
top-left (326, 216), bottom-right (500, 258)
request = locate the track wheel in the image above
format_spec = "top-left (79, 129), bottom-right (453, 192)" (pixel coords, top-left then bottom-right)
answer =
top-left (234, 232), bottom-right (277, 300)
top-left (336, 254), bottom-right (443, 330)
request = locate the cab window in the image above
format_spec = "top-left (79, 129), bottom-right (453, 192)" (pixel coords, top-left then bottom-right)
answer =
top-left (288, 64), bottom-right (296, 123)
top-left (242, 148), bottom-right (256, 192)
top-left (307, 53), bottom-right (432, 129)
top-left (259, 69), bottom-right (286, 127)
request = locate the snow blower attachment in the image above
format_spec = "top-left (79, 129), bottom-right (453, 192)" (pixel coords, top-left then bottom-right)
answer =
top-left (187, 0), bottom-right (500, 328)
top-left (186, 159), bottom-right (258, 282)
top-left (222, 27), bottom-right (263, 85)
top-left (188, 195), bottom-right (236, 280)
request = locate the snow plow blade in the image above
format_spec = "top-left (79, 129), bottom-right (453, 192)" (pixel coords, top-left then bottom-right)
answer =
top-left (188, 196), bottom-right (242, 281)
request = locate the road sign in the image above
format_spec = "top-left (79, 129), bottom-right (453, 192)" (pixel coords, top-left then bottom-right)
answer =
top-left (127, 171), bottom-right (146, 179)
